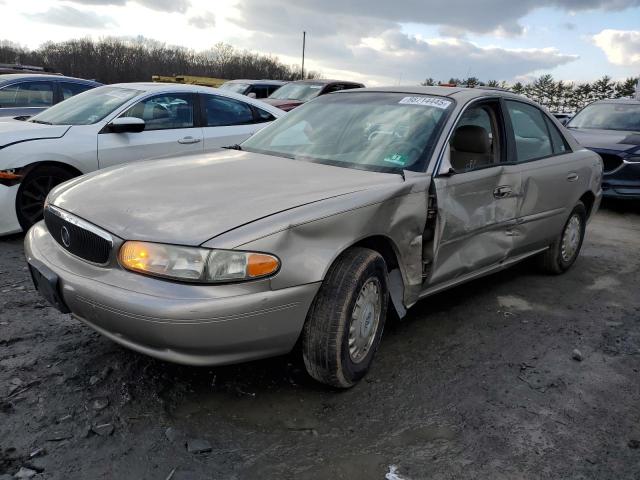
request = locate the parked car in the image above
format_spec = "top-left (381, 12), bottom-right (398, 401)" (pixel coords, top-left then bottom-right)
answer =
top-left (25, 86), bottom-right (602, 388)
top-left (552, 112), bottom-right (573, 123)
top-left (565, 98), bottom-right (640, 199)
top-left (0, 83), bottom-right (283, 235)
top-left (219, 79), bottom-right (287, 99)
top-left (262, 79), bottom-right (365, 111)
top-left (0, 74), bottom-right (101, 118)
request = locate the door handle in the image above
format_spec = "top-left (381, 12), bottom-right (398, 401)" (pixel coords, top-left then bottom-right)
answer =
top-left (493, 185), bottom-right (513, 199)
top-left (178, 136), bottom-right (201, 145)
top-left (566, 172), bottom-right (579, 182)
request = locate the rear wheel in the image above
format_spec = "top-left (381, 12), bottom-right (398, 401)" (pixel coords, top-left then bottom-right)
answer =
top-left (302, 247), bottom-right (389, 388)
top-left (16, 165), bottom-right (75, 231)
top-left (538, 201), bottom-right (587, 274)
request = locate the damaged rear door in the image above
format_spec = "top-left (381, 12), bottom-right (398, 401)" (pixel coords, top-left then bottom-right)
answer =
top-left (426, 98), bottom-right (522, 287)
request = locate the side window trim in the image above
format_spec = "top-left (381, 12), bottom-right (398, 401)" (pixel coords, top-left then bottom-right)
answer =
top-left (119, 92), bottom-right (198, 131)
top-left (505, 98), bottom-right (572, 163)
top-left (446, 98), bottom-right (508, 174)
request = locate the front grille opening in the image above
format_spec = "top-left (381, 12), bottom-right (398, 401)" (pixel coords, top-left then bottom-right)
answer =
top-left (44, 209), bottom-right (112, 264)
top-left (600, 153), bottom-right (623, 173)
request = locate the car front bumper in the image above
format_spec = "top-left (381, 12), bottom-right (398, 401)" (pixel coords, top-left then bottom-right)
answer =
top-left (0, 184), bottom-right (21, 235)
top-left (602, 161), bottom-right (640, 199)
top-left (25, 222), bottom-right (320, 366)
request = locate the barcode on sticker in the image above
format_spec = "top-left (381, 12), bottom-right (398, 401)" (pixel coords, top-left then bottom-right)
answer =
top-left (399, 96), bottom-right (452, 109)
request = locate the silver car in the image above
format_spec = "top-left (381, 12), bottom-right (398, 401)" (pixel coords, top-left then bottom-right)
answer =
top-left (25, 87), bottom-right (603, 388)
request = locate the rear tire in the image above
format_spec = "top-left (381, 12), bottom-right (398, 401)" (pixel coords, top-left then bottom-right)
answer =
top-left (538, 201), bottom-right (587, 274)
top-left (302, 247), bottom-right (389, 388)
top-left (16, 165), bottom-right (75, 231)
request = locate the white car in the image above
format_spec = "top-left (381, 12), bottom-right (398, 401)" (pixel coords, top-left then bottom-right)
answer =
top-left (0, 83), bottom-right (284, 235)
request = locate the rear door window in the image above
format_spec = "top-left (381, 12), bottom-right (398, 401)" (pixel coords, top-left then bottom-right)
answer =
top-left (60, 82), bottom-right (94, 100)
top-left (0, 81), bottom-right (54, 107)
top-left (202, 95), bottom-right (255, 126)
top-left (506, 101), bottom-right (553, 162)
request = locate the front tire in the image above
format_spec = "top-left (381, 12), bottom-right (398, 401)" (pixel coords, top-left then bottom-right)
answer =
top-left (302, 247), bottom-right (389, 388)
top-left (539, 201), bottom-right (587, 274)
top-left (16, 165), bottom-right (75, 231)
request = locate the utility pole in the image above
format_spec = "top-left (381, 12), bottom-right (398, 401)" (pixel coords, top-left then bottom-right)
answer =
top-left (301, 31), bottom-right (306, 80)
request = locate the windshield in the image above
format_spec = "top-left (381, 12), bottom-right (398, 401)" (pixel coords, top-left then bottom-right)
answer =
top-left (219, 83), bottom-right (249, 94)
top-left (267, 82), bottom-right (324, 102)
top-left (29, 86), bottom-right (142, 125)
top-left (567, 102), bottom-right (640, 132)
top-left (241, 92), bottom-right (453, 173)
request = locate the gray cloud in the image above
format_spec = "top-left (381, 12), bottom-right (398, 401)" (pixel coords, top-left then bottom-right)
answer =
top-left (238, 0), bottom-right (640, 36)
top-left (65, 0), bottom-right (190, 13)
top-left (25, 5), bottom-right (116, 28)
top-left (188, 12), bottom-right (216, 29)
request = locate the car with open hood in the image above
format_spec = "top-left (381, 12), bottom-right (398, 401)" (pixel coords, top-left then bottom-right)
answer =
top-left (0, 82), bottom-right (283, 235)
top-left (25, 86), bottom-right (602, 388)
top-left (565, 98), bottom-right (640, 199)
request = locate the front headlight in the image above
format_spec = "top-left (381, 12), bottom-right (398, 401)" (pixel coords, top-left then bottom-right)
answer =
top-left (118, 241), bottom-right (280, 283)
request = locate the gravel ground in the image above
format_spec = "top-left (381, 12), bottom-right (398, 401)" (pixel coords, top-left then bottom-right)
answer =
top-left (1, 202), bottom-right (639, 480)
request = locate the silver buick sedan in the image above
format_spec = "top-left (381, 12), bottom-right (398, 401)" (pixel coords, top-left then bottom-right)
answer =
top-left (25, 86), bottom-right (603, 388)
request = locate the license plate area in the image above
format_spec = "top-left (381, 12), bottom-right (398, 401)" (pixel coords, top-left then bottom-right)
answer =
top-left (28, 259), bottom-right (70, 313)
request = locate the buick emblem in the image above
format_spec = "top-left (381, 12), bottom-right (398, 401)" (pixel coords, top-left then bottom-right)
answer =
top-left (60, 226), bottom-right (71, 248)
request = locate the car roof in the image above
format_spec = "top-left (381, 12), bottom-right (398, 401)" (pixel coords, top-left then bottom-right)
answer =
top-left (224, 79), bottom-right (288, 85)
top-left (290, 79), bottom-right (365, 86)
top-left (0, 73), bottom-right (101, 85)
top-left (338, 85), bottom-right (525, 101)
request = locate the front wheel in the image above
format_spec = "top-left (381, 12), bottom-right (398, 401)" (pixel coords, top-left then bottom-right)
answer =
top-left (16, 165), bottom-right (75, 231)
top-left (538, 201), bottom-right (587, 274)
top-left (302, 247), bottom-right (389, 388)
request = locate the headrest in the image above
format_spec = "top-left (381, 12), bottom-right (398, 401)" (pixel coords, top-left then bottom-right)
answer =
top-left (451, 125), bottom-right (491, 154)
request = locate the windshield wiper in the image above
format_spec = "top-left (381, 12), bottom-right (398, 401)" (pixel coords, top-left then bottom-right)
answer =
top-left (29, 119), bottom-right (52, 125)
top-left (222, 144), bottom-right (243, 151)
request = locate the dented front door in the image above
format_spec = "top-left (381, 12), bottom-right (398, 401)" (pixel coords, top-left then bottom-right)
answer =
top-left (428, 165), bottom-right (522, 286)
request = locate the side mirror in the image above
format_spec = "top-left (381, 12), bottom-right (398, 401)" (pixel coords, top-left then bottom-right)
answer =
top-left (107, 117), bottom-right (145, 133)
top-left (247, 92), bottom-right (257, 99)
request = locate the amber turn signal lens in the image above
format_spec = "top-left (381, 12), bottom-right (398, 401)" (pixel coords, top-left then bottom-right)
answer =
top-left (246, 253), bottom-right (280, 278)
top-left (0, 171), bottom-right (22, 180)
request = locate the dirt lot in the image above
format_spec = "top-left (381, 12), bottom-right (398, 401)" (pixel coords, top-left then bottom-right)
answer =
top-left (1, 202), bottom-right (639, 480)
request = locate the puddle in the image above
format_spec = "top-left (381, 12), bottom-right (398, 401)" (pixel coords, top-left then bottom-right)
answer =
top-left (388, 424), bottom-right (456, 446)
top-left (172, 388), bottom-right (326, 433)
top-left (497, 295), bottom-right (533, 312)
top-left (587, 276), bottom-right (621, 291)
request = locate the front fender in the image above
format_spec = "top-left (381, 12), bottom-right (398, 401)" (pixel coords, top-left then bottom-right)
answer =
top-left (229, 175), bottom-right (431, 308)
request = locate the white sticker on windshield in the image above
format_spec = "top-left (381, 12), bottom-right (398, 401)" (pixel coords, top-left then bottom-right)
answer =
top-left (399, 96), bottom-right (452, 109)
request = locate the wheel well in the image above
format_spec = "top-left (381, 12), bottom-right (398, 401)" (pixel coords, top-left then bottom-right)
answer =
top-left (21, 161), bottom-right (83, 179)
top-left (352, 235), bottom-right (400, 272)
top-left (579, 191), bottom-right (595, 218)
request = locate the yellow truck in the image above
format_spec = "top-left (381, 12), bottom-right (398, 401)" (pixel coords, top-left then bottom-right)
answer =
top-left (151, 74), bottom-right (226, 88)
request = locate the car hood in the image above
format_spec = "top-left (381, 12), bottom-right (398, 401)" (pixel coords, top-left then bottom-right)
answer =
top-left (261, 98), bottom-right (304, 111)
top-left (0, 119), bottom-right (71, 149)
top-left (49, 150), bottom-right (402, 246)
top-left (567, 128), bottom-right (640, 154)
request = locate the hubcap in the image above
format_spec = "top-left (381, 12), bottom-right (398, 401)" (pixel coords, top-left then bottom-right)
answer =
top-left (561, 214), bottom-right (582, 262)
top-left (348, 278), bottom-right (382, 364)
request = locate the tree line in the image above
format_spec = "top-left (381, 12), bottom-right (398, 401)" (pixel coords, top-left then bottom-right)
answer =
top-left (0, 38), bottom-right (318, 84)
top-left (421, 75), bottom-right (639, 112)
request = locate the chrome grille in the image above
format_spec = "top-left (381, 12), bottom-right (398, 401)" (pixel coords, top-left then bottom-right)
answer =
top-left (44, 206), bottom-right (113, 264)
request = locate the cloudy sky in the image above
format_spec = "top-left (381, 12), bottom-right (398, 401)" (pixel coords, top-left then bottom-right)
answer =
top-left (1, 0), bottom-right (639, 85)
